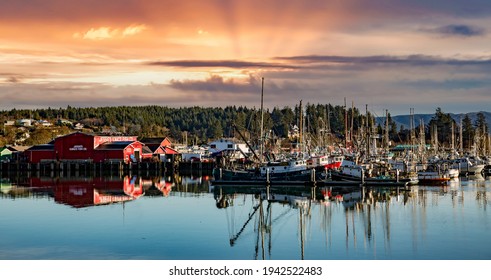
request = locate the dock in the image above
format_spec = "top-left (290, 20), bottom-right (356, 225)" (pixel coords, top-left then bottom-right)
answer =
top-left (211, 179), bottom-right (409, 188)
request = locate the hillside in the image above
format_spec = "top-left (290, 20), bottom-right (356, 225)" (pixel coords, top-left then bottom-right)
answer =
top-left (377, 111), bottom-right (491, 130)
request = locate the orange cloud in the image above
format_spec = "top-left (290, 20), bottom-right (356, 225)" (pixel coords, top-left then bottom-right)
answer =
top-left (73, 24), bottom-right (147, 40)
top-left (122, 24), bottom-right (147, 37)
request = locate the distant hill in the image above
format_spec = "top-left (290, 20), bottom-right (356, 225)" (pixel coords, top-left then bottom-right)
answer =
top-left (376, 111), bottom-right (491, 130)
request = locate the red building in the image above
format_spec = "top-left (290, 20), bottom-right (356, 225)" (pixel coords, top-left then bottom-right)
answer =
top-left (140, 137), bottom-right (180, 163)
top-left (25, 132), bottom-right (152, 164)
top-left (140, 137), bottom-right (179, 155)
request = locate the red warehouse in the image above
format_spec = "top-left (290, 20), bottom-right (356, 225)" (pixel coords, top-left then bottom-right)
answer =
top-left (25, 132), bottom-right (152, 164)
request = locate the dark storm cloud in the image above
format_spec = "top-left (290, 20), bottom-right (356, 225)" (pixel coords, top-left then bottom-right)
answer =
top-left (0, 73), bottom-right (26, 83)
top-left (149, 55), bottom-right (491, 74)
top-left (276, 55), bottom-right (491, 67)
top-left (426, 24), bottom-right (485, 37)
top-left (398, 78), bottom-right (491, 90)
top-left (6, 76), bottom-right (21, 83)
top-left (148, 60), bottom-right (299, 69)
top-left (168, 75), bottom-right (262, 93)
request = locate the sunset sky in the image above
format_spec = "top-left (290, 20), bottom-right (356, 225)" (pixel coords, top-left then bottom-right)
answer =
top-left (1, 0), bottom-right (491, 115)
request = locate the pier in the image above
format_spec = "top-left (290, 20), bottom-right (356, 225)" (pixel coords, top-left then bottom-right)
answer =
top-left (0, 160), bottom-right (215, 177)
top-left (211, 178), bottom-right (409, 188)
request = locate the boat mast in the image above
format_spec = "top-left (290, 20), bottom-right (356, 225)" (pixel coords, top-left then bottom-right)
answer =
top-left (350, 101), bottom-right (354, 145)
top-left (299, 100), bottom-right (303, 156)
top-left (384, 109), bottom-right (389, 150)
top-left (459, 116), bottom-right (463, 155)
top-left (344, 98), bottom-right (348, 148)
top-left (260, 77), bottom-right (264, 163)
top-left (451, 121), bottom-right (455, 157)
top-left (326, 104), bottom-right (331, 146)
top-left (366, 104), bottom-right (370, 157)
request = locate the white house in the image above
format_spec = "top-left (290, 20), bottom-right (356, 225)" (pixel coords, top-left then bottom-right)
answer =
top-left (16, 119), bottom-right (32, 127)
top-left (208, 139), bottom-right (251, 159)
top-left (37, 120), bottom-right (52, 127)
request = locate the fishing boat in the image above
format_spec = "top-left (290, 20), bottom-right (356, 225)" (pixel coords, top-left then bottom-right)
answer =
top-left (213, 157), bottom-right (316, 183)
top-left (329, 156), bottom-right (412, 186)
top-left (258, 158), bottom-right (314, 181)
top-left (417, 164), bottom-right (457, 185)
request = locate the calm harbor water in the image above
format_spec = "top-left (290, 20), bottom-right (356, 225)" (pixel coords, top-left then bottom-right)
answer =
top-left (1, 173), bottom-right (490, 260)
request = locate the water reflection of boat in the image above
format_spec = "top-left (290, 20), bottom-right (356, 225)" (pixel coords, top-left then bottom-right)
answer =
top-left (215, 183), bottom-right (409, 260)
top-left (216, 184), bottom-right (410, 260)
top-left (215, 185), bottom-right (314, 260)
top-left (261, 192), bottom-right (311, 209)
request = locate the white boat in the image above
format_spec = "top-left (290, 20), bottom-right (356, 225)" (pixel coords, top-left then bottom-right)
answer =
top-left (336, 156), bottom-right (372, 179)
top-left (417, 164), bottom-right (458, 185)
top-left (447, 168), bottom-right (460, 179)
top-left (417, 171), bottom-right (451, 185)
top-left (330, 156), bottom-right (374, 181)
top-left (449, 157), bottom-right (485, 176)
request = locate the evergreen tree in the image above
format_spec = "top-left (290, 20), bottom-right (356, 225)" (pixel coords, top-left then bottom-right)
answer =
top-left (475, 112), bottom-right (488, 134)
top-left (462, 114), bottom-right (475, 150)
top-left (428, 108), bottom-right (455, 146)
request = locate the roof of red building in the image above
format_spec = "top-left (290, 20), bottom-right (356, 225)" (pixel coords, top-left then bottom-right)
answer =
top-left (140, 137), bottom-right (166, 144)
top-left (162, 146), bottom-right (179, 154)
top-left (140, 137), bottom-right (174, 147)
top-left (95, 141), bottom-right (135, 150)
top-left (26, 144), bottom-right (55, 151)
top-left (5, 145), bottom-right (31, 152)
top-left (145, 143), bottom-right (161, 153)
top-left (142, 145), bottom-right (153, 154)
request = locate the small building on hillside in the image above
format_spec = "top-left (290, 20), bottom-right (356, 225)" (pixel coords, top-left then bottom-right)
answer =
top-left (16, 119), bottom-right (33, 127)
top-left (57, 119), bottom-right (73, 126)
top-left (36, 120), bottom-right (52, 127)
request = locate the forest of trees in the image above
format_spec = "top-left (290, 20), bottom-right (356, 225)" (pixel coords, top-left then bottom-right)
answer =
top-left (0, 105), bottom-right (488, 151)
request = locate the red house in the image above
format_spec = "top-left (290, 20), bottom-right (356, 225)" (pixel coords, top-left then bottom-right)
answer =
top-left (93, 141), bottom-right (153, 163)
top-left (140, 137), bottom-right (179, 161)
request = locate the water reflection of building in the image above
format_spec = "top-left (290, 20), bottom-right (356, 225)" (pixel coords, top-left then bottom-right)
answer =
top-left (6, 176), bottom-right (144, 208)
top-left (142, 177), bottom-right (174, 197)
